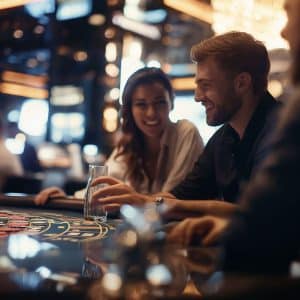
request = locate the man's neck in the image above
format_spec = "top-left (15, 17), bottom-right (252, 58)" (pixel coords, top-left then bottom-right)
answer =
top-left (229, 93), bottom-right (261, 139)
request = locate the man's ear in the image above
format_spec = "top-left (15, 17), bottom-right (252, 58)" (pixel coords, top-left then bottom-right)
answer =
top-left (234, 72), bottom-right (252, 93)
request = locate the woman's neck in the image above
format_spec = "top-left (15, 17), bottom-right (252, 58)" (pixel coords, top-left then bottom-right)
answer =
top-left (145, 136), bottom-right (161, 157)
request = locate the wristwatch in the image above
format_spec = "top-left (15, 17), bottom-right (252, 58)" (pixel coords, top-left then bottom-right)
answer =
top-left (155, 196), bottom-right (164, 206)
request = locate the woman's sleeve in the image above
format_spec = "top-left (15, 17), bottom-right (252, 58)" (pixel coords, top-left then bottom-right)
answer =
top-left (105, 148), bottom-right (127, 182)
top-left (161, 123), bottom-right (204, 192)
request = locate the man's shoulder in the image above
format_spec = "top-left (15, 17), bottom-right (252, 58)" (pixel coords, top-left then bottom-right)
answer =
top-left (207, 124), bottom-right (228, 140)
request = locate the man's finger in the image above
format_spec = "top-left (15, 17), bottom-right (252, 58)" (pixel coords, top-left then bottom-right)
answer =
top-left (103, 204), bottom-right (121, 213)
top-left (93, 194), bottom-right (141, 205)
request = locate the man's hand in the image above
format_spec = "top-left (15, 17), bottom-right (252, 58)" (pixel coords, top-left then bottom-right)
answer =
top-left (168, 216), bottom-right (230, 247)
top-left (34, 187), bottom-right (67, 205)
top-left (90, 176), bottom-right (154, 212)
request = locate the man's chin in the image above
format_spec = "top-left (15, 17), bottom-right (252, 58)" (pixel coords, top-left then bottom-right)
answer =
top-left (206, 118), bottom-right (222, 127)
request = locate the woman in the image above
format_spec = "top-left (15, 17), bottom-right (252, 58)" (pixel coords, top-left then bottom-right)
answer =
top-left (35, 67), bottom-right (203, 204)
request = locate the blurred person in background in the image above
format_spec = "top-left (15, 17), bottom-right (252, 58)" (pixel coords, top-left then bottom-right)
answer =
top-left (35, 67), bottom-right (204, 204)
top-left (0, 115), bottom-right (23, 190)
top-left (6, 122), bottom-right (42, 174)
top-left (168, 0), bottom-right (300, 274)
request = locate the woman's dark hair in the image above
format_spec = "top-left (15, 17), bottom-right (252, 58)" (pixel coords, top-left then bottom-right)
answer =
top-left (115, 67), bottom-right (174, 189)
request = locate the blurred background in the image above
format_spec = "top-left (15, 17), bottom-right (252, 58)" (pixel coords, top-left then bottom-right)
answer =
top-left (0, 0), bottom-right (290, 194)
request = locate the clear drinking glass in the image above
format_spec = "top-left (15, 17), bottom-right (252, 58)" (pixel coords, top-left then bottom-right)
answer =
top-left (84, 164), bottom-right (108, 222)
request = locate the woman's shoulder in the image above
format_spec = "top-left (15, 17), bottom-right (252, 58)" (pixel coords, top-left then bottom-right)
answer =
top-left (173, 119), bottom-right (199, 134)
top-left (106, 147), bottom-right (125, 163)
top-left (165, 119), bottom-right (203, 149)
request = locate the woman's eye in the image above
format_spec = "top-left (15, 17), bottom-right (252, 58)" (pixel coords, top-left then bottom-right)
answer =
top-left (156, 100), bottom-right (167, 106)
top-left (134, 102), bottom-right (146, 108)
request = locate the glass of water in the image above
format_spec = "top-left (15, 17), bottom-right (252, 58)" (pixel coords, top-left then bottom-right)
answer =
top-left (84, 164), bottom-right (108, 222)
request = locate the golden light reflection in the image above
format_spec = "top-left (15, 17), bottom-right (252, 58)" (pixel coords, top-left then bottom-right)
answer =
top-left (2, 71), bottom-right (48, 88)
top-left (0, 0), bottom-right (39, 10)
top-left (102, 272), bottom-right (122, 292)
top-left (0, 82), bottom-right (48, 99)
top-left (171, 77), bottom-right (196, 91)
top-left (164, 0), bottom-right (287, 50)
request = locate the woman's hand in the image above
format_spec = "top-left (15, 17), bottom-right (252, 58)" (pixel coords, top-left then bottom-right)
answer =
top-left (90, 176), bottom-right (154, 212)
top-left (168, 216), bottom-right (230, 247)
top-left (34, 187), bottom-right (67, 205)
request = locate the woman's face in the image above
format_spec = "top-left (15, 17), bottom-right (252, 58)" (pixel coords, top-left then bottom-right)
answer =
top-left (131, 82), bottom-right (172, 140)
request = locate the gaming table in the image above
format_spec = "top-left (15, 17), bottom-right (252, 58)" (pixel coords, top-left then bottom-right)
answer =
top-left (1, 193), bottom-right (300, 300)
top-left (0, 193), bottom-right (120, 299)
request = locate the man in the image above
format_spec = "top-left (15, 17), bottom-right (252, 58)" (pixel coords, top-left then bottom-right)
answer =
top-left (169, 0), bottom-right (300, 274)
top-left (91, 32), bottom-right (279, 219)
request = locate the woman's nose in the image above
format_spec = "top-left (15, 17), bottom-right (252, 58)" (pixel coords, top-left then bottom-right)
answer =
top-left (145, 104), bottom-right (156, 117)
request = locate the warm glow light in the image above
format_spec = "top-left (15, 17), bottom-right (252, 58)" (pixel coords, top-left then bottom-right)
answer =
top-left (164, 0), bottom-right (287, 50)
top-left (112, 13), bottom-right (161, 40)
top-left (211, 0), bottom-right (287, 50)
top-left (13, 29), bottom-right (24, 39)
top-left (164, 0), bottom-right (213, 24)
top-left (171, 77), bottom-right (196, 91)
top-left (26, 58), bottom-right (38, 68)
top-left (105, 64), bottom-right (119, 77)
top-left (104, 27), bottom-right (116, 39)
top-left (88, 13), bottom-right (106, 26)
top-left (103, 119), bottom-right (118, 132)
top-left (34, 25), bottom-right (44, 34)
top-left (103, 107), bottom-right (118, 121)
top-left (2, 71), bottom-right (48, 88)
top-left (268, 79), bottom-right (283, 98)
top-left (0, 0), bottom-right (40, 10)
top-left (105, 42), bottom-right (117, 62)
top-left (102, 272), bottom-right (122, 292)
top-left (0, 82), bottom-right (48, 99)
top-left (51, 85), bottom-right (84, 106)
top-left (73, 51), bottom-right (88, 62)
top-left (109, 88), bottom-right (120, 100)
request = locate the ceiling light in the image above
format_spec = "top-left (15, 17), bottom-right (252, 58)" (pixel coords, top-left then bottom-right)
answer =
top-left (112, 13), bottom-right (161, 40)
top-left (13, 29), bottom-right (23, 39)
top-left (164, 0), bottom-right (213, 24)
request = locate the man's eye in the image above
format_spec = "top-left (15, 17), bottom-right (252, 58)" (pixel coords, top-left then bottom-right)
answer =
top-left (201, 84), bottom-right (210, 90)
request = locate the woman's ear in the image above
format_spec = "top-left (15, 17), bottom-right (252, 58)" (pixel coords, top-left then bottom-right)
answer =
top-left (234, 72), bottom-right (252, 94)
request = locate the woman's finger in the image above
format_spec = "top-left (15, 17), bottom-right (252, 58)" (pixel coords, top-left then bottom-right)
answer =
top-left (92, 184), bottom-right (132, 198)
top-left (91, 176), bottom-right (122, 186)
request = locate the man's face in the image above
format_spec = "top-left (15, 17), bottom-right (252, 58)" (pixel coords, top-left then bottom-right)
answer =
top-left (194, 58), bottom-right (242, 126)
top-left (281, 0), bottom-right (300, 53)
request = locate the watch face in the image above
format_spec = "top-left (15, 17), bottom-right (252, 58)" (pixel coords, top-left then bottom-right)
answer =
top-left (155, 197), bottom-right (164, 205)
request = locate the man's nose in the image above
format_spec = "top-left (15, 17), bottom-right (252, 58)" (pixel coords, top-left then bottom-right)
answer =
top-left (194, 88), bottom-right (204, 102)
top-left (281, 25), bottom-right (287, 40)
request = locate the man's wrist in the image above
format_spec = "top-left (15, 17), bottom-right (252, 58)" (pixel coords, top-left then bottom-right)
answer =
top-left (154, 196), bottom-right (164, 206)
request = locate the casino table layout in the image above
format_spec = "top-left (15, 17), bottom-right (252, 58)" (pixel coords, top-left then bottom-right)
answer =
top-left (0, 193), bottom-right (117, 242)
top-left (0, 193), bottom-right (122, 299)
